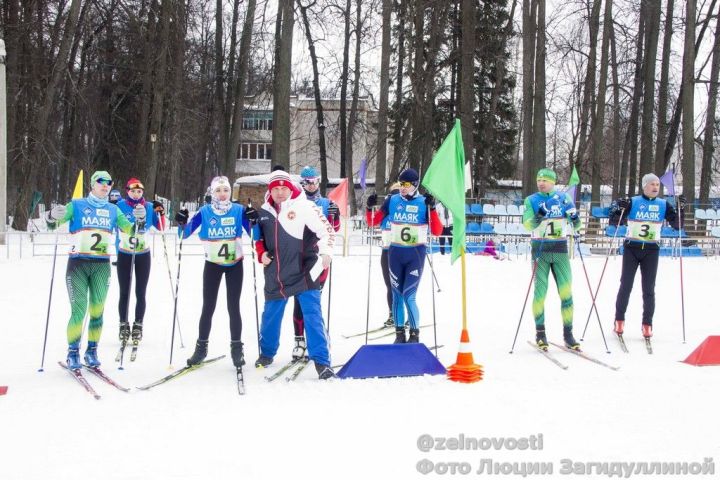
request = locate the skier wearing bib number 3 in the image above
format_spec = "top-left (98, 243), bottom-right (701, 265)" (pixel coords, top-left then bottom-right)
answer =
top-left (522, 168), bottom-right (582, 351)
top-left (175, 176), bottom-right (251, 369)
top-left (366, 168), bottom-right (443, 344)
top-left (45, 171), bottom-right (140, 370)
top-left (609, 173), bottom-right (682, 339)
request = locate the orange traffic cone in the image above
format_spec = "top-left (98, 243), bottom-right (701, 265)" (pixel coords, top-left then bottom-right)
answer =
top-left (447, 329), bottom-right (484, 383)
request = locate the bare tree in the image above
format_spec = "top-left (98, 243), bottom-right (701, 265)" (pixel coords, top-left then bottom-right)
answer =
top-left (272, 0), bottom-right (295, 170)
top-left (654, 0), bottom-right (674, 175)
top-left (699, 4), bottom-right (720, 203)
top-left (681, 0), bottom-right (696, 202)
top-left (459, 0), bottom-right (475, 194)
top-left (374, 0), bottom-right (392, 195)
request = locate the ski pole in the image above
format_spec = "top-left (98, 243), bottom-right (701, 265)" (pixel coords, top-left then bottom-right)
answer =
top-left (247, 200), bottom-right (261, 355)
top-left (38, 228), bottom-right (60, 372)
top-left (427, 235), bottom-right (439, 358)
top-left (159, 229), bottom-right (185, 348)
top-left (364, 207), bottom-right (375, 345)
top-left (425, 252), bottom-right (442, 292)
top-left (573, 233), bottom-right (610, 353)
top-left (169, 228), bottom-right (185, 367)
top-left (581, 207), bottom-right (626, 340)
top-left (675, 192), bottom-right (687, 343)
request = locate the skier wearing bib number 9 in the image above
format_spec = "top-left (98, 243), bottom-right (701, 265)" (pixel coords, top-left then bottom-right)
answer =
top-left (366, 168), bottom-right (443, 344)
top-left (522, 168), bottom-right (582, 351)
top-left (114, 178), bottom-right (166, 344)
top-left (175, 176), bottom-right (251, 369)
top-left (45, 171), bottom-right (139, 370)
top-left (609, 173), bottom-right (681, 339)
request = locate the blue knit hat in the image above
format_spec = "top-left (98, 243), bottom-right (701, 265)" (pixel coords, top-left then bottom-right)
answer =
top-left (300, 166), bottom-right (320, 180)
top-left (398, 168), bottom-right (419, 186)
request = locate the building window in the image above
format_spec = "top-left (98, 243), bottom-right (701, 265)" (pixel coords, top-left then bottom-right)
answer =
top-left (242, 111), bottom-right (273, 131)
top-left (239, 142), bottom-right (273, 160)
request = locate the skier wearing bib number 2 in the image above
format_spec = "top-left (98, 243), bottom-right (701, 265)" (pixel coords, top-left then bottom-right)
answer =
top-left (522, 168), bottom-right (582, 351)
top-left (46, 171), bottom-right (141, 370)
top-left (609, 173), bottom-right (681, 339)
top-left (175, 176), bottom-right (251, 369)
top-left (114, 178), bottom-right (166, 344)
top-left (366, 168), bottom-right (443, 344)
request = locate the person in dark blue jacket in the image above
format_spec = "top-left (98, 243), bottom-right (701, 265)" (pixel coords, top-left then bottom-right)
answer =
top-left (175, 176), bottom-right (251, 368)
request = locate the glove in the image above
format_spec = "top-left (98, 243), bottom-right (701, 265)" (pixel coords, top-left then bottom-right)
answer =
top-left (152, 200), bottom-right (165, 215)
top-left (678, 195), bottom-right (687, 211)
top-left (244, 205), bottom-right (259, 225)
top-left (565, 207), bottom-right (579, 221)
top-left (366, 193), bottom-right (378, 209)
top-left (327, 203), bottom-right (340, 219)
top-left (175, 208), bottom-right (189, 226)
top-left (537, 204), bottom-right (548, 217)
top-left (48, 204), bottom-right (67, 221)
top-left (616, 197), bottom-right (631, 211)
top-left (133, 205), bottom-right (147, 225)
top-left (424, 193), bottom-right (436, 209)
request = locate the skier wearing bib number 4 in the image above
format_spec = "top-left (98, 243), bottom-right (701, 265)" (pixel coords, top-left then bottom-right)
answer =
top-left (45, 171), bottom-right (140, 370)
top-left (610, 173), bottom-right (682, 339)
top-left (522, 168), bottom-right (582, 351)
top-left (366, 168), bottom-right (443, 344)
top-left (114, 178), bottom-right (166, 343)
top-left (175, 176), bottom-right (251, 368)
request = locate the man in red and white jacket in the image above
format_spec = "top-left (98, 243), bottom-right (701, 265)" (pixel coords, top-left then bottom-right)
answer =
top-left (248, 169), bottom-right (337, 379)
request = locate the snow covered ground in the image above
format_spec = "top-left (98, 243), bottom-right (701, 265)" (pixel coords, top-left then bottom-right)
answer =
top-left (1, 234), bottom-right (718, 480)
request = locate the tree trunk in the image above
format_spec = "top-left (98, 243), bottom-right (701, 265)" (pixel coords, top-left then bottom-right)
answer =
top-left (521, 0), bottom-right (536, 197)
top-left (134, 1), bottom-right (158, 175)
top-left (214, 0), bottom-right (226, 167)
top-left (640, 0), bottom-right (661, 177)
top-left (699, 7), bottom-right (720, 204)
top-left (622, 15), bottom-right (645, 196)
top-left (654, 0), bottom-right (674, 175)
top-left (346, 0), bottom-right (362, 215)
top-left (13, 0), bottom-right (83, 229)
top-left (375, 0), bottom-right (392, 195)
top-left (681, 0), bottom-right (697, 202)
top-left (220, 0), bottom-right (243, 177)
top-left (226, 0), bottom-right (258, 177)
top-left (610, 20), bottom-right (622, 195)
top-left (590, 0), bottom-right (612, 203)
top-left (575, 0), bottom-right (601, 174)
top-left (272, 0), bottom-right (294, 170)
top-left (531, 0), bottom-right (546, 171)
top-left (339, 0), bottom-right (352, 178)
top-left (459, 0), bottom-right (475, 195)
top-left (389, 0), bottom-right (407, 183)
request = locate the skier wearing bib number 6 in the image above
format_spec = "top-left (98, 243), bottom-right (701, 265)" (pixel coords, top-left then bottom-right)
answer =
top-left (522, 168), bottom-right (582, 351)
top-left (365, 168), bottom-right (443, 344)
top-left (114, 178), bottom-right (166, 343)
top-left (45, 171), bottom-right (140, 370)
top-left (175, 176), bottom-right (251, 368)
top-left (609, 173), bottom-right (682, 339)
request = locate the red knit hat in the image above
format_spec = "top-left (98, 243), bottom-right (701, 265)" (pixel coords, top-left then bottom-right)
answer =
top-left (268, 170), bottom-right (293, 191)
top-left (126, 178), bottom-right (145, 190)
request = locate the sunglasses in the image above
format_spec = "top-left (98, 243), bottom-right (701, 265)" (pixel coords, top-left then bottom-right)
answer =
top-left (399, 181), bottom-right (414, 188)
top-left (301, 178), bottom-right (321, 186)
top-left (96, 178), bottom-right (113, 186)
top-left (127, 182), bottom-right (144, 190)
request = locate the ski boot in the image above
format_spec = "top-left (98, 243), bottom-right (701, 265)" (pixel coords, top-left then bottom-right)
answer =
top-left (230, 341), bottom-right (245, 368)
top-left (407, 328), bottom-right (420, 343)
top-left (254, 355), bottom-right (273, 368)
top-left (67, 343), bottom-right (81, 370)
top-left (314, 362), bottom-right (337, 380)
top-left (563, 326), bottom-right (581, 350)
top-left (614, 320), bottom-right (624, 335)
top-left (642, 324), bottom-right (653, 338)
top-left (393, 326), bottom-right (407, 344)
top-left (119, 320), bottom-right (130, 342)
top-left (84, 341), bottom-right (101, 367)
top-left (535, 328), bottom-right (548, 351)
top-left (131, 322), bottom-right (143, 342)
top-left (383, 314), bottom-right (394, 328)
top-left (186, 339), bottom-right (209, 366)
top-left (292, 336), bottom-right (307, 360)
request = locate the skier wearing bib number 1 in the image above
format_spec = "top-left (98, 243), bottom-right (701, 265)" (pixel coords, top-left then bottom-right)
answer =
top-left (366, 168), bottom-right (443, 344)
top-left (174, 176), bottom-right (251, 369)
top-left (114, 178), bottom-right (166, 343)
top-left (522, 168), bottom-right (582, 351)
top-left (45, 171), bottom-right (141, 370)
top-left (609, 173), bottom-right (682, 339)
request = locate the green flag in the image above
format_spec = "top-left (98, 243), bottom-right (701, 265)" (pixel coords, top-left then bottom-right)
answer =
top-left (421, 119), bottom-right (466, 264)
top-left (569, 165), bottom-right (580, 186)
